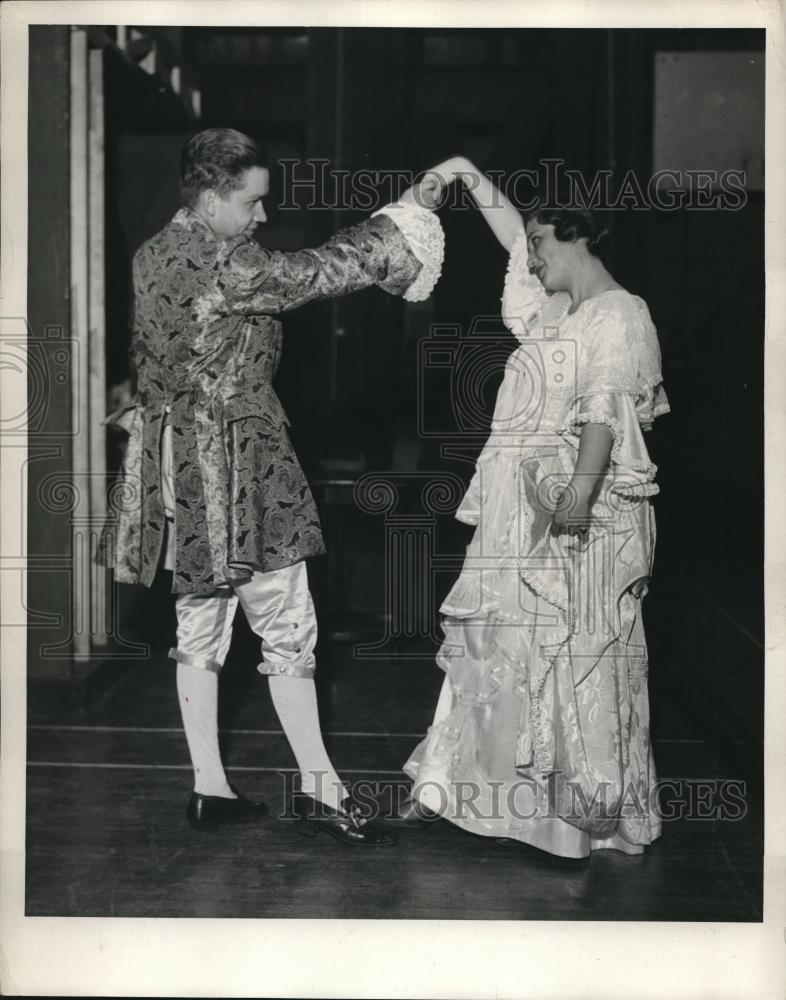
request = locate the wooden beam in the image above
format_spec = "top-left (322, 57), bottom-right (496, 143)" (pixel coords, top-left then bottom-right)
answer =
top-left (69, 27), bottom-right (90, 660)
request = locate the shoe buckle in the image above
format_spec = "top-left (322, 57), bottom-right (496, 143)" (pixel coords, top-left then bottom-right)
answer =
top-left (347, 804), bottom-right (367, 828)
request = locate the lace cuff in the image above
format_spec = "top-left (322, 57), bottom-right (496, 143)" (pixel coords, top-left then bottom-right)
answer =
top-left (372, 202), bottom-right (445, 301)
top-left (635, 375), bottom-right (671, 429)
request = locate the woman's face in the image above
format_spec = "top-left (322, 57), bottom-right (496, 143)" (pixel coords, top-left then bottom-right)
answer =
top-left (525, 218), bottom-right (579, 293)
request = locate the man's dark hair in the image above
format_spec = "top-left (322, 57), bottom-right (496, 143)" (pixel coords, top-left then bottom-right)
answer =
top-left (180, 128), bottom-right (268, 207)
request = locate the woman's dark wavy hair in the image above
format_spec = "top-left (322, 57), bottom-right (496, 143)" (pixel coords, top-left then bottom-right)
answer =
top-left (180, 128), bottom-right (268, 207)
top-left (523, 203), bottom-right (612, 263)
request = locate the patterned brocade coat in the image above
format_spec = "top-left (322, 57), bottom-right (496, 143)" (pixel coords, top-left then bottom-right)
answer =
top-left (98, 206), bottom-right (432, 594)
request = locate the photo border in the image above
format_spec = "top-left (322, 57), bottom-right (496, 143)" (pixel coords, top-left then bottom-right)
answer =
top-left (2, 1), bottom-right (784, 997)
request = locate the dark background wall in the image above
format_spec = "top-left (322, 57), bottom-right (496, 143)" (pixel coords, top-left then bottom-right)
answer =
top-left (105, 27), bottom-right (763, 476)
top-left (28, 26), bottom-right (764, 778)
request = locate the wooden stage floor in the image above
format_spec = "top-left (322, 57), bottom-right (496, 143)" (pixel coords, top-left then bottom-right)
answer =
top-left (26, 639), bottom-right (763, 922)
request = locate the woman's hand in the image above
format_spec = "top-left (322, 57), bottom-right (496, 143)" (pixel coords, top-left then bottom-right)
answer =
top-left (550, 422), bottom-right (613, 545)
top-left (428, 156), bottom-right (523, 251)
top-left (550, 486), bottom-right (593, 543)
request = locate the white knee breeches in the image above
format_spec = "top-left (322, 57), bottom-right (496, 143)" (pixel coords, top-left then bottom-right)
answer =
top-left (168, 561), bottom-right (318, 679)
top-left (162, 421), bottom-right (317, 679)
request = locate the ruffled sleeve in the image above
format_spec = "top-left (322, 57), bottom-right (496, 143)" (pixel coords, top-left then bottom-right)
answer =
top-left (560, 294), bottom-right (670, 495)
top-left (500, 228), bottom-right (571, 341)
top-left (563, 392), bottom-right (660, 493)
top-left (372, 202), bottom-right (445, 301)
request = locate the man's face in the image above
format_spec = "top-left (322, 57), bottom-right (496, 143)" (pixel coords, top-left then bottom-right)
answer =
top-left (207, 166), bottom-right (270, 238)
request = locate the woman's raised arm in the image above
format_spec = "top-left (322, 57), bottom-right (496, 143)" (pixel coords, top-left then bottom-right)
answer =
top-left (424, 156), bottom-right (525, 251)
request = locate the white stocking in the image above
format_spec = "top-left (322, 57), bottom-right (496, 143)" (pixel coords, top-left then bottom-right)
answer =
top-left (268, 675), bottom-right (348, 812)
top-left (176, 664), bottom-right (235, 799)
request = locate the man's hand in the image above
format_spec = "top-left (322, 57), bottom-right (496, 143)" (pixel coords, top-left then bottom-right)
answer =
top-left (399, 171), bottom-right (445, 210)
top-left (399, 156), bottom-right (470, 209)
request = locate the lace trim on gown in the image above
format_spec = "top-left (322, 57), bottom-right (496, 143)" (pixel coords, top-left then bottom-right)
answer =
top-left (403, 230), bottom-right (665, 856)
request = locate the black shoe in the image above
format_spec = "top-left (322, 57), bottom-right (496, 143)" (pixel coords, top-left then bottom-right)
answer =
top-left (379, 793), bottom-right (440, 829)
top-left (292, 793), bottom-right (397, 847)
top-left (187, 784), bottom-right (268, 832)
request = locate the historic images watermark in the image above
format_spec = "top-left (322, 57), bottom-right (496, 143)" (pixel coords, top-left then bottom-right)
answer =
top-left (277, 157), bottom-right (749, 213)
top-left (275, 772), bottom-right (749, 824)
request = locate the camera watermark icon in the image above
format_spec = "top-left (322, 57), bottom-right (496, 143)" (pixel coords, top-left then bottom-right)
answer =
top-left (417, 316), bottom-right (578, 439)
top-left (0, 318), bottom-right (76, 436)
top-left (354, 304), bottom-right (654, 657)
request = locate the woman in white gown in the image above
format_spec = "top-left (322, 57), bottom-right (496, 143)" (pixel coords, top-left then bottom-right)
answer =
top-left (403, 159), bottom-right (670, 858)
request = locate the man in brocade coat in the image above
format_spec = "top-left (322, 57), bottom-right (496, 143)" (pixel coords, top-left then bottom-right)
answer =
top-left (99, 128), bottom-right (442, 845)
